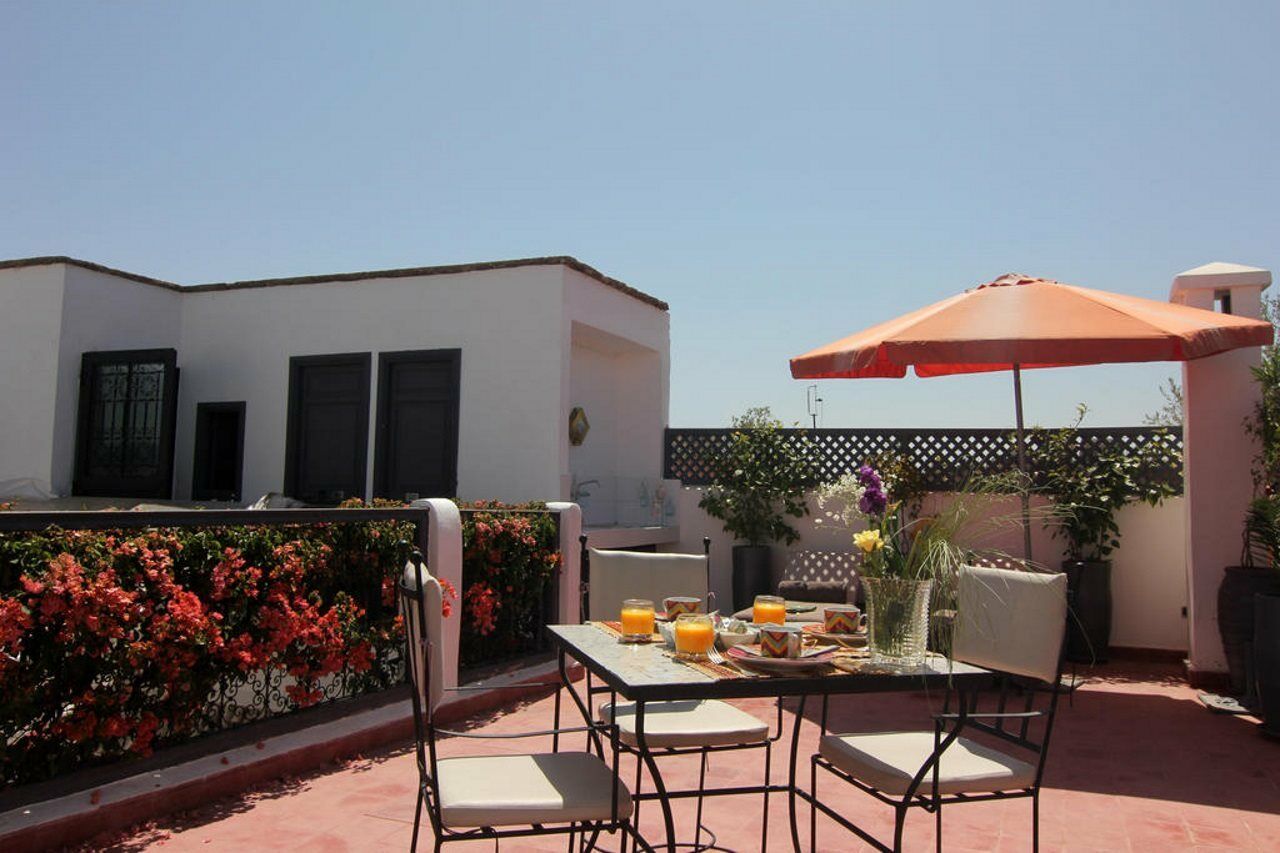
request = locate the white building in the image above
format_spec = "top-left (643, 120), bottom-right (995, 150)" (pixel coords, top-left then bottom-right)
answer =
top-left (0, 256), bottom-right (670, 510)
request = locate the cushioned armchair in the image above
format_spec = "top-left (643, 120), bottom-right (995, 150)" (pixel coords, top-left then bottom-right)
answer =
top-left (806, 565), bottom-right (1069, 853)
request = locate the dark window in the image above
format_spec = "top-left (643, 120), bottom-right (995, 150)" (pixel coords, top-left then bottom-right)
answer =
top-left (192, 402), bottom-right (246, 502)
top-left (73, 349), bottom-right (179, 499)
top-left (374, 349), bottom-right (461, 501)
top-left (284, 353), bottom-right (371, 504)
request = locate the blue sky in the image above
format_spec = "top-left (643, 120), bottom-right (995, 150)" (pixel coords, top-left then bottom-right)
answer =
top-left (3, 2), bottom-right (1276, 428)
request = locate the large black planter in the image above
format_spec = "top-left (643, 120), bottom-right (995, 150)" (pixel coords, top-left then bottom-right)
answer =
top-left (1218, 566), bottom-right (1280, 696)
top-left (732, 545), bottom-right (772, 612)
top-left (1064, 560), bottom-right (1112, 664)
top-left (1254, 593), bottom-right (1280, 737)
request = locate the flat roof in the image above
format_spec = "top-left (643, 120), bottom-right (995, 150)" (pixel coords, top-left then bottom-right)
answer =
top-left (0, 254), bottom-right (668, 311)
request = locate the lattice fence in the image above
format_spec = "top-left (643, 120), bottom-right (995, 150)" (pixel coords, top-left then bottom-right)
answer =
top-left (664, 426), bottom-right (1183, 494)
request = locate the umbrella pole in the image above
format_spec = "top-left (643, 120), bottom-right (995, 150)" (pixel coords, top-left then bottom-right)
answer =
top-left (1013, 364), bottom-right (1033, 562)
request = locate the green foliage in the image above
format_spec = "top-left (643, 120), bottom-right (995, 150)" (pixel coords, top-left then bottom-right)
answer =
top-left (1242, 495), bottom-right (1280, 571)
top-left (697, 407), bottom-right (816, 546)
top-left (1028, 405), bottom-right (1176, 562)
top-left (1142, 377), bottom-right (1184, 428)
top-left (1247, 291), bottom-right (1280, 495)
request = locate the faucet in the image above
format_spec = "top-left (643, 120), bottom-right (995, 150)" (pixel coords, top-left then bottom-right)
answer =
top-left (571, 478), bottom-right (600, 502)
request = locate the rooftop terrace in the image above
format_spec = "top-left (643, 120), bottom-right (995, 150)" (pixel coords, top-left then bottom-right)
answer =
top-left (78, 661), bottom-right (1279, 852)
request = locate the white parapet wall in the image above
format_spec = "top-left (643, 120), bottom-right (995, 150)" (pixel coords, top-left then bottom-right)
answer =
top-left (669, 486), bottom-right (1188, 653)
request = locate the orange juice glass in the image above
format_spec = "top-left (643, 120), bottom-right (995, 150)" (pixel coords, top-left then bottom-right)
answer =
top-left (753, 595), bottom-right (787, 626)
top-left (620, 599), bottom-right (655, 643)
top-left (673, 613), bottom-right (716, 660)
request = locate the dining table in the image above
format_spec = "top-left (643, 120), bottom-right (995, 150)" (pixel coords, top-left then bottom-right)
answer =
top-left (548, 622), bottom-right (995, 853)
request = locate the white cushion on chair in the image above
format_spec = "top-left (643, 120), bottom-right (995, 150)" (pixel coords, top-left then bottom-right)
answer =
top-left (587, 549), bottom-right (708, 623)
top-left (819, 731), bottom-right (1036, 796)
top-left (598, 700), bottom-right (769, 748)
top-left (953, 564), bottom-right (1067, 684)
top-left (436, 752), bottom-right (633, 828)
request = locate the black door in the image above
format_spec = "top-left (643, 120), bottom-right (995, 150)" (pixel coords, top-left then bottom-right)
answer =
top-left (374, 349), bottom-right (460, 501)
top-left (284, 354), bottom-right (371, 504)
top-left (73, 349), bottom-right (179, 499)
top-left (192, 402), bottom-right (246, 501)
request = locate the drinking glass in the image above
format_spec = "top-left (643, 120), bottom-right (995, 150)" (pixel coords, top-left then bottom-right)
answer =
top-left (673, 613), bottom-right (716, 660)
top-left (753, 594), bottom-right (787, 626)
top-left (620, 599), bottom-right (655, 643)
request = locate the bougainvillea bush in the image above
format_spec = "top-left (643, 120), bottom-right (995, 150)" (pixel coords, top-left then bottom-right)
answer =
top-left (0, 508), bottom-right (423, 787)
top-left (457, 501), bottom-right (560, 670)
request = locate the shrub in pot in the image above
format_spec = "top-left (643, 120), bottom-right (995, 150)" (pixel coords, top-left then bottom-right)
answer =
top-left (697, 407), bottom-right (815, 611)
top-left (1030, 406), bottom-right (1176, 664)
top-left (1221, 305), bottom-right (1280, 698)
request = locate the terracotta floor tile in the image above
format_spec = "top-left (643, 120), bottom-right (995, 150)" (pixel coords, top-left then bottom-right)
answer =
top-left (81, 662), bottom-right (1280, 852)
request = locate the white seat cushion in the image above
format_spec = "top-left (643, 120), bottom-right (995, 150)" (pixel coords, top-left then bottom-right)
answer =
top-left (436, 752), bottom-right (633, 828)
top-left (598, 700), bottom-right (769, 748)
top-left (819, 731), bottom-right (1036, 796)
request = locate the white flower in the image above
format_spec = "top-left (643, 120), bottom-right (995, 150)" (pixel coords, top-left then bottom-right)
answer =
top-left (814, 473), bottom-right (867, 528)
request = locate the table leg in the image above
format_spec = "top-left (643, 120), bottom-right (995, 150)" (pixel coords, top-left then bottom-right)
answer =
top-left (633, 701), bottom-right (677, 853)
top-left (788, 694), bottom-right (808, 853)
top-left (558, 648), bottom-right (604, 757)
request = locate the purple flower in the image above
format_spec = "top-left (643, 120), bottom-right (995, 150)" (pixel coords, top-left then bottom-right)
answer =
top-left (856, 465), bottom-right (884, 492)
top-left (859, 486), bottom-right (888, 516)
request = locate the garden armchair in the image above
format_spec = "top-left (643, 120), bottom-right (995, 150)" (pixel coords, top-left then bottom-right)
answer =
top-left (806, 564), bottom-right (1068, 852)
top-left (399, 551), bottom-right (647, 852)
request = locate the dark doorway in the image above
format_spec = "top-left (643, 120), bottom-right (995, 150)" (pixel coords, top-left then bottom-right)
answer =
top-left (192, 402), bottom-right (246, 501)
top-left (73, 349), bottom-right (179, 499)
top-left (284, 353), bottom-right (371, 504)
top-left (374, 349), bottom-right (460, 501)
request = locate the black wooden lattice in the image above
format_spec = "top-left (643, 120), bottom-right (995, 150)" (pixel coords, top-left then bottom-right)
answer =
top-left (663, 426), bottom-right (1183, 494)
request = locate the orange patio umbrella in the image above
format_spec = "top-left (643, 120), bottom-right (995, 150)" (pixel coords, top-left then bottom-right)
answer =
top-left (790, 273), bottom-right (1273, 558)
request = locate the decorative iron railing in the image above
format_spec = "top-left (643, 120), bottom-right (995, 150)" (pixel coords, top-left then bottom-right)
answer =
top-left (663, 426), bottom-right (1184, 493)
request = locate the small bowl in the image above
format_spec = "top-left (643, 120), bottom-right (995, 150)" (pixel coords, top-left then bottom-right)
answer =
top-left (656, 621), bottom-right (677, 649)
top-left (717, 627), bottom-right (758, 650)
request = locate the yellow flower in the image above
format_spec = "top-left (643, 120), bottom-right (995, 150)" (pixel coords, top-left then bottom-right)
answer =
top-left (853, 529), bottom-right (884, 554)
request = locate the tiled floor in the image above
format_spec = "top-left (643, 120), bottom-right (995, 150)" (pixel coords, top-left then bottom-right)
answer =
top-left (82, 663), bottom-right (1279, 851)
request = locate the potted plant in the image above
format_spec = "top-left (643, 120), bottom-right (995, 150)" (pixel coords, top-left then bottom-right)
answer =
top-left (1240, 496), bottom-right (1280, 732)
top-left (1029, 405), bottom-right (1176, 663)
top-left (1220, 296), bottom-right (1280, 699)
top-left (698, 407), bottom-right (815, 610)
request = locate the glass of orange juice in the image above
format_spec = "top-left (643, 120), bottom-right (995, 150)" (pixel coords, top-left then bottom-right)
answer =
top-left (753, 594), bottom-right (787, 626)
top-left (673, 613), bottom-right (716, 660)
top-left (620, 599), bottom-right (656, 643)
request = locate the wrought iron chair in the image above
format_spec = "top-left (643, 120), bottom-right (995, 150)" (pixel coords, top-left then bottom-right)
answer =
top-left (806, 564), bottom-right (1069, 853)
top-left (579, 537), bottom-right (782, 851)
top-left (399, 551), bottom-right (649, 852)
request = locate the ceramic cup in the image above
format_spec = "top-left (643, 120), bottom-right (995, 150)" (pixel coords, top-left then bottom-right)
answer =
top-left (663, 596), bottom-right (702, 620)
top-left (759, 623), bottom-right (802, 659)
top-left (823, 604), bottom-right (862, 635)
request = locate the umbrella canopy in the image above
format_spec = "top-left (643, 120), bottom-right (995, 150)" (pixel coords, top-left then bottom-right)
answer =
top-left (790, 273), bottom-right (1273, 380)
top-left (790, 273), bottom-right (1274, 561)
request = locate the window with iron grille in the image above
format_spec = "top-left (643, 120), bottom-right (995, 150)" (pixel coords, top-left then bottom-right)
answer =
top-left (73, 349), bottom-right (179, 499)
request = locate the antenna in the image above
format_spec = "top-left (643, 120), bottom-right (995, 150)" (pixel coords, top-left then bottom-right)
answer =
top-left (806, 384), bottom-right (823, 429)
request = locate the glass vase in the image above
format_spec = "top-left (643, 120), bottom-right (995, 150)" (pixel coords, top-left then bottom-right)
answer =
top-left (863, 577), bottom-right (933, 667)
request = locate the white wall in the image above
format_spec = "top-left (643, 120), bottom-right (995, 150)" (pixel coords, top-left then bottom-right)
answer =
top-left (670, 486), bottom-right (1189, 652)
top-left (175, 265), bottom-right (569, 503)
top-left (561, 267), bottom-right (669, 501)
top-left (51, 266), bottom-right (184, 494)
top-left (0, 265), bottom-right (66, 495)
